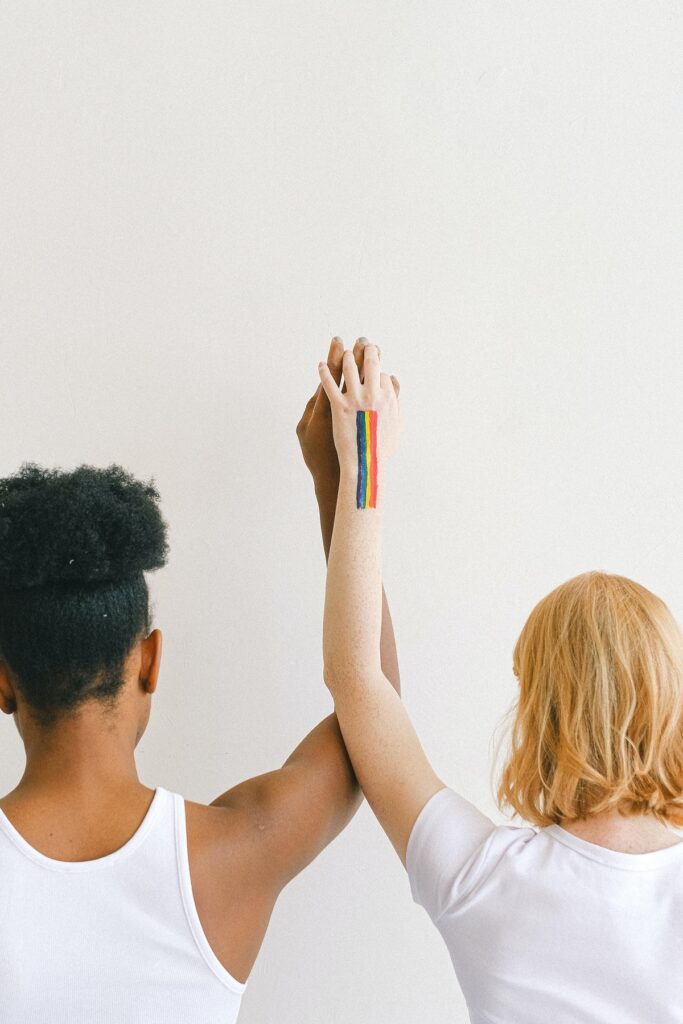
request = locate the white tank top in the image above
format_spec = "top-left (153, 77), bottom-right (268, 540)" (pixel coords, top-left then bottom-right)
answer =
top-left (0, 785), bottom-right (245, 1023)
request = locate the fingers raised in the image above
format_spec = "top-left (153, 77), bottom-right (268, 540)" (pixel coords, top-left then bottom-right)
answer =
top-left (319, 337), bottom-right (391, 408)
top-left (315, 336), bottom-right (344, 413)
top-left (328, 336), bottom-right (344, 386)
top-left (352, 337), bottom-right (382, 385)
top-left (318, 361), bottom-right (344, 406)
top-left (352, 338), bottom-right (366, 383)
top-left (364, 343), bottom-right (381, 393)
top-left (342, 348), bottom-right (362, 400)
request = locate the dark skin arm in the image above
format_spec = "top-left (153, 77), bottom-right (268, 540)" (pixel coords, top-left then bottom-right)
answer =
top-left (203, 338), bottom-right (401, 980)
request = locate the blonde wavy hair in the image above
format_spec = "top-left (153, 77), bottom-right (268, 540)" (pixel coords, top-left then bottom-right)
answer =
top-left (495, 571), bottom-right (683, 827)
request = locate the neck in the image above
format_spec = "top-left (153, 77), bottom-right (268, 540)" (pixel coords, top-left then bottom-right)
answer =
top-left (559, 808), bottom-right (682, 853)
top-left (13, 707), bottom-right (141, 801)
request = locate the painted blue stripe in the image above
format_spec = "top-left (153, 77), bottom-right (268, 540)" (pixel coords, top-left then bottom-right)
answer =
top-left (356, 410), bottom-right (367, 508)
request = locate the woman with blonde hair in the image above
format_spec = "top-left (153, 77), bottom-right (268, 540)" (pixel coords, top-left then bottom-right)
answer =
top-left (318, 340), bottom-right (683, 1024)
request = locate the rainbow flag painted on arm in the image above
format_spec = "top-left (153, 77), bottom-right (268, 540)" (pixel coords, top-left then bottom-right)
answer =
top-left (356, 410), bottom-right (378, 509)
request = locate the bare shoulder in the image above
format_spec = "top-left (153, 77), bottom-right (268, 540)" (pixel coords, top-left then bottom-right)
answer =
top-left (184, 795), bottom-right (283, 877)
top-left (184, 798), bottom-right (254, 866)
top-left (182, 798), bottom-right (278, 984)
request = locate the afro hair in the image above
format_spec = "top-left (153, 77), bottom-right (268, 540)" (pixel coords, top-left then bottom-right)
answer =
top-left (0, 462), bottom-right (170, 727)
top-left (0, 461), bottom-right (169, 591)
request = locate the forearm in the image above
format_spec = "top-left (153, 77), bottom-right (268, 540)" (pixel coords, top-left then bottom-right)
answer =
top-left (316, 477), bottom-right (400, 695)
top-left (323, 466), bottom-right (386, 690)
top-left (320, 461), bottom-right (443, 863)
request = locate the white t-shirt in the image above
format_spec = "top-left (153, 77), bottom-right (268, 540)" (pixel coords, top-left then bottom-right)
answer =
top-left (406, 786), bottom-right (683, 1024)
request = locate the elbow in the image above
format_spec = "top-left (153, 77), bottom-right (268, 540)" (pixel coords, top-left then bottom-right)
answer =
top-left (322, 659), bottom-right (346, 695)
top-left (322, 660), bottom-right (335, 693)
top-left (322, 657), bottom-right (385, 697)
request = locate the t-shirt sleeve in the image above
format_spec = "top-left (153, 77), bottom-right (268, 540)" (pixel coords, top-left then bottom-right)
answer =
top-left (405, 786), bottom-right (498, 923)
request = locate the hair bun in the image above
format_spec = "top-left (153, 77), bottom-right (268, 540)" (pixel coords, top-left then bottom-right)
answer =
top-left (0, 462), bottom-right (170, 591)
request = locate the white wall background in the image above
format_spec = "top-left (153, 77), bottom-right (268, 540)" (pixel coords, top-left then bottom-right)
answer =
top-left (1, 3), bottom-right (682, 1021)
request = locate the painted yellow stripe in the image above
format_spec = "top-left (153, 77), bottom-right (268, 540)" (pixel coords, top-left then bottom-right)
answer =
top-left (364, 411), bottom-right (372, 506)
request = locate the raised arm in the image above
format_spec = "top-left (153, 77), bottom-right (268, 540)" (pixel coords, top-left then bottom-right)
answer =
top-left (302, 337), bottom-right (401, 690)
top-left (209, 338), bottom-right (400, 895)
top-left (318, 344), bottom-right (445, 864)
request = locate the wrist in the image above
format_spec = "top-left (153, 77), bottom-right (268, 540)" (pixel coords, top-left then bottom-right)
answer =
top-left (338, 454), bottom-right (388, 482)
top-left (338, 460), bottom-right (387, 511)
top-left (313, 477), bottom-right (337, 512)
top-left (313, 458), bottom-right (339, 491)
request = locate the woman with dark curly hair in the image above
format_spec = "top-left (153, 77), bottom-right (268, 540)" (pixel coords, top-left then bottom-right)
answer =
top-left (0, 339), bottom-right (399, 1023)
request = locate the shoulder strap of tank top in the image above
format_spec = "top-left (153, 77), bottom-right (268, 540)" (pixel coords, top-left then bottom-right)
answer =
top-left (171, 790), bottom-right (247, 995)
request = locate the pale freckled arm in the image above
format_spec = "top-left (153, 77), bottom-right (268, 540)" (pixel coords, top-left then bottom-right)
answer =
top-left (319, 347), bottom-right (444, 866)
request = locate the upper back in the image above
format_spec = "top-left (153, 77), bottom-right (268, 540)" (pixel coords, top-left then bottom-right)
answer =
top-left (0, 786), bottom-right (247, 1024)
top-left (406, 787), bottom-right (683, 1024)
